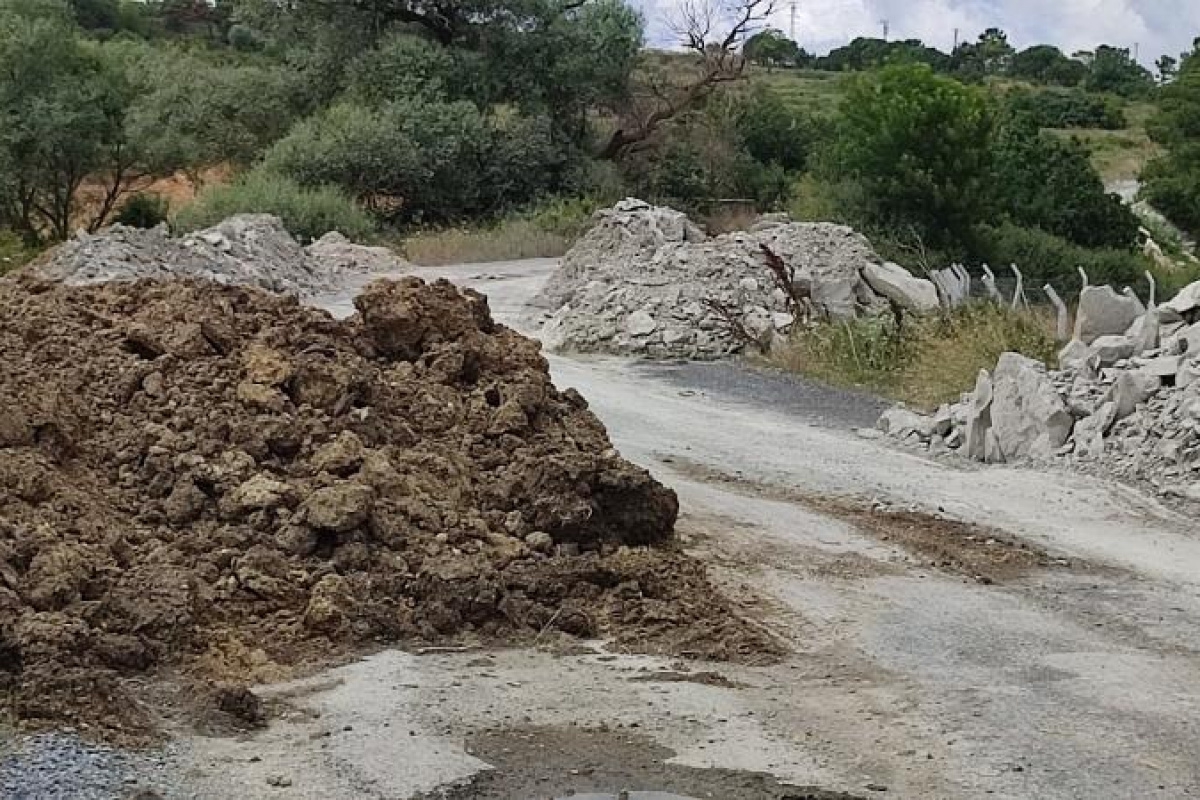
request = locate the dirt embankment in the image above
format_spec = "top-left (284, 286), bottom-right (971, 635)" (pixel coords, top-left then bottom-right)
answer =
top-left (0, 275), bottom-right (777, 739)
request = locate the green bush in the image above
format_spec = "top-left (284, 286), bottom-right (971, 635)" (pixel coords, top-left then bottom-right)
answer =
top-left (973, 222), bottom-right (1151, 290)
top-left (0, 229), bottom-right (37, 274)
top-left (174, 171), bottom-right (375, 242)
top-left (1005, 88), bottom-right (1125, 130)
top-left (1143, 50), bottom-right (1200, 238)
top-left (114, 193), bottom-right (168, 228)
top-left (830, 64), bottom-right (993, 250)
top-left (733, 85), bottom-right (821, 172)
top-left (263, 100), bottom-right (565, 223)
top-left (990, 116), bottom-right (1139, 249)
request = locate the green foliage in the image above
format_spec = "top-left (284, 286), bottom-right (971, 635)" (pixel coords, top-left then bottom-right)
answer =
top-left (1084, 45), bottom-right (1155, 98)
top-left (125, 49), bottom-right (301, 177)
top-left (345, 33), bottom-right (456, 105)
top-left (973, 222), bottom-right (1151, 288)
top-left (744, 29), bottom-right (809, 69)
top-left (0, 0), bottom-right (136, 240)
top-left (113, 193), bottom-right (168, 228)
top-left (0, 229), bottom-right (38, 273)
top-left (734, 85), bottom-right (820, 172)
top-left (1008, 45), bottom-right (1087, 86)
top-left (819, 37), bottom-right (949, 72)
top-left (263, 100), bottom-right (566, 223)
top-left (950, 28), bottom-right (1016, 81)
top-left (1005, 87), bottom-right (1125, 130)
top-left (773, 302), bottom-right (1059, 408)
top-left (1142, 49), bottom-right (1200, 237)
top-left (990, 116), bottom-right (1138, 248)
top-left (830, 64), bottom-right (993, 249)
top-left (174, 171), bottom-right (375, 242)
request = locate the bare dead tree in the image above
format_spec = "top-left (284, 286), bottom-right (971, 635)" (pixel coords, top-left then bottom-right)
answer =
top-left (598, 0), bottom-right (775, 160)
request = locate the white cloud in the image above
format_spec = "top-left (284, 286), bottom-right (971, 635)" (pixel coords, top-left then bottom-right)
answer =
top-left (641, 0), bottom-right (1200, 66)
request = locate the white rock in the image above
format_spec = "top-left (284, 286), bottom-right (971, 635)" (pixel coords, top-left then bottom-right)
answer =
top-left (1161, 280), bottom-right (1200, 320)
top-left (1090, 334), bottom-right (1136, 366)
top-left (1058, 339), bottom-right (1094, 372)
top-left (877, 406), bottom-right (934, 440)
top-left (861, 261), bottom-right (940, 312)
top-left (1073, 401), bottom-right (1117, 459)
top-left (1075, 285), bottom-right (1143, 344)
top-left (625, 309), bottom-right (657, 336)
top-left (990, 352), bottom-right (1074, 460)
top-left (1108, 369), bottom-right (1160, 420)
top-left (964, 369), bottom-right (994, 462)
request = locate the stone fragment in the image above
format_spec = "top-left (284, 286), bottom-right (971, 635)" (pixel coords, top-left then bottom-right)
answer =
top-left (1109, 370), bottom-right (1159, 420)
top-left (301, 482), bottom-right (374, 532)
top-left (1075, 285), bottom-right (1143, 344)
top-left (1090, 334), bottom-right (1136, 366)
top-left (861, 261), bottom-right (940, 312)
top-left (990, 353), bottom-right (1074, 460)
top-left (963, 370), bottom-right (994, 462)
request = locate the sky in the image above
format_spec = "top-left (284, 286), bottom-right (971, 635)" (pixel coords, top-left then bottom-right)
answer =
top-left (641, 0), bottom-right (1200, 67)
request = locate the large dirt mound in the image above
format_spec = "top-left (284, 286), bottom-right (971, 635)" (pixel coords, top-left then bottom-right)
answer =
top-left (25, 215), bottom-right (411, 295)
top-left (0, 276), bottom-right (775, 738)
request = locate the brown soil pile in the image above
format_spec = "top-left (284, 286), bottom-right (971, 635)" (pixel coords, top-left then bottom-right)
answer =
top-left (0, 275), bottom-right (777, 737)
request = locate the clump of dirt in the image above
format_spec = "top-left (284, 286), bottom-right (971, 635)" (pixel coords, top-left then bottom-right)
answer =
top-left (0, 275), bottom-right (775, 738)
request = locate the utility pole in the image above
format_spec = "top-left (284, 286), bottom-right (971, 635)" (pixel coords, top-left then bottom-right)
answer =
top-left (789, 0), bottom-right (797, 41)
top-left (953, 28), bottom-right (959, 50)
top-left (880, 19), bottom-right (889, 41)
top-left (1133, 41), bottom-right (1140, 62)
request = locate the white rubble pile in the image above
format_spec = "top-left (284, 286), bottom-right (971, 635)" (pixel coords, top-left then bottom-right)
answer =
top-left (533, 199), bottom-right (932, 359)
top-left (878, 279), bottom-right (1200, 500)
top-left (28, 215), bottom-right (409, 295)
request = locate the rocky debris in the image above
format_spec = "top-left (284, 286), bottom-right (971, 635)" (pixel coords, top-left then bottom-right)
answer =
top-left (861, 261), bottom-right (940, 312)
top-left (533, 199), bottom-right (894, 359)
top-left (1074, 285), bottom-right (1143, 344)
top-left (989, 353), bottom-right (1074, 460)
top-left (878, 280), bottom-right (1200, 499)
top-left (0, 275), bottom-right (775, 737)
top-left (24, 215), bottom-right (410, 296)
top-left (306, 231), bottom-right (411, 275)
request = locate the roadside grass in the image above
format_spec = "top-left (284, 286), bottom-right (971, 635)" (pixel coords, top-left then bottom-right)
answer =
top-left (0, 230), bottom-right (39, 275)
top-left (402, 220), bottom-right (573, 265)
top-left (400, 198), bottom-right (601, 266)
top-left (750, 68), bottom-right (850, 116)
top-left (1049, 126), bottom-right (1162, 185)
top-left (769, 303), bottom-right (1059, 410)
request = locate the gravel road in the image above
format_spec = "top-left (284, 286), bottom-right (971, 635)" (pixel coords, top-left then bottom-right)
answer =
top-left (7, 258), bottom-right (1200, 800)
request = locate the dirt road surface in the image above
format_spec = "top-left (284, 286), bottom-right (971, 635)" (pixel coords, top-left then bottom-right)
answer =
top-left (8, 260), bottom-right (1200, 799)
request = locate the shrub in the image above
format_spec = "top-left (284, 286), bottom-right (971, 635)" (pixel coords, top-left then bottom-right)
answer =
top-left (263, 100), bottom-right (566, 223)
top-left (113, 193), bottom-right (169, 228)
top-left (174, 171), bottom-right (375, 242)
top-left (830, 64), bottom-right (993, 250)
top-left (1005, 88), bottom-right (1125, 130)
top-left (990, 116), bottom-right (1139, 249)
top-left (0, 229), bottom-right (37, 274)
top-left (973, 222), bottom-right (1151, 290)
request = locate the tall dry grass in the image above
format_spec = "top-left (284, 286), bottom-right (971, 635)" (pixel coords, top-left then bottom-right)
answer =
top-left (770, 303), bottom-right (1060, 409)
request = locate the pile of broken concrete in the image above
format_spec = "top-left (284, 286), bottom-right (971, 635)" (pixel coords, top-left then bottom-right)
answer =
top-left (879, 281), bottom-right (1200, 501)
top-left (25, 215), bottom-right (410, 295)
top-left (533, 199), bottom-right (939, 359)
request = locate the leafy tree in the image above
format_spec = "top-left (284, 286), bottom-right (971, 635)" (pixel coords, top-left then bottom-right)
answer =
top-left (263, 100), bottom-right (564, 222)
top-left (990, 115), bottom-right (1138, 248)
top-left (732, 85), bottom-right (819, 172)
top-left (819, 37), bottom-right (948, 72)
top-left (1157, 55), bottom-right (1179, 85)
top-left (124, 50), bottom-right (302, 182)
top-left (829, 64), bottom-right (993, 248)
top-left (1008, 45), bottom-right (1086, 86)
top-left (0, 0), bottom-right (141, 241)
top-left (1005, 87), bottom-right (1125, 130)
top-left (1142, 49), bottom-right (1200, 236)
top-left (951, 28), bottom-right (1015, 80)
top-left (1085, 45), bottom-right (1155, 97)
top-left (743, 28), bottom-right (806, 70)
